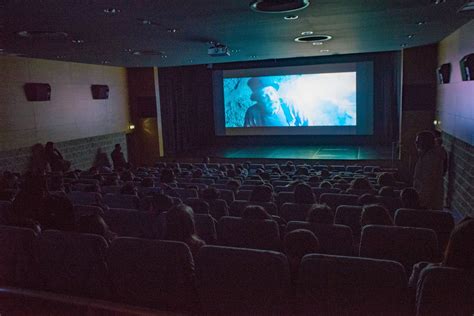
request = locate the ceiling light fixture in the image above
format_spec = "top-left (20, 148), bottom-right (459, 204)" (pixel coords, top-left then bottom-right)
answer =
top-left (320, 49), bottom-right (330, 53)
top-left (167, 28), bottom-right (178, 33)
top-left (284, 15), bottom-right (299, 20)
top-left (401, 43), bottom-right (407, 48)
top-left (250, 0), bottom-right (310, 13)
top-left (407, 34), bottom-right (415, 39)
top-left (416, 21), bottom-right (426, 25)
top-left (102, 60), bottom-right (111, 64)
top-left (294, 34), bottom-right (332, 43)
top-left (312, 42), bottom-right (323, 46)
top-left (301, 31), bottom-right (313, 35)
top-left (71, 39), bottom-right (85, 44)
top-left (103, 8), bottom-right (121, 15)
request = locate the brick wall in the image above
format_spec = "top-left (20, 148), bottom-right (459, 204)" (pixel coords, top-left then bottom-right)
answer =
top-left (443, 132), bottom-right (474, 217)
top-left (0, 132), bottom-right (127, 173)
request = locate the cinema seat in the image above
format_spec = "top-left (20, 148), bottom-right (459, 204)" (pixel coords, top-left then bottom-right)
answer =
top-left (103, 209), bottom-right (163, 239)
top-left (67, 191), bottom-right (101, 206)
top-left (216, 188), bottom-right (235, 205)
top-left (359, 225), bottom-right (439, 274)
top-left (102, 194), bottom-right (139, 210)
top-left (279, 203), bottom-right (313, 222)
top-left (107, 238), bottom-right (197, 311)
top-left (184, 198), bottom-right (210, 214)
top-left (312, 187), bottom-right (341, 201)
top-left (276, 192), bottom-right (295, 207)
top-left (196, 245), bottom-right (290, 314)
top-left (286, 222), bottom-right (354, 256)
top-left (0, 226), bottom-right (37, 288)
top-left (377, 196), bottom-right (403, 215)
top-left (73, 205), bottom-right (104, 222)
top-left (194, 213), bottom-right (217, 244)
top-left (416, 266), bottom-right (474, 316)
top-left (320, 193), bottom-right (359, 210)
top-left (207, 199), bottom-right (229, 220)
top-left (394, 208), bottom-right (454, 253)
top-left (35, 230), bottom-right (109, 299)
top-left (100, 185), bottom-right (121, 194)
top-left (297, 254), bottom-right (408, 315)
top-left (335, 205), bottom-right (363, 238)
top-left (229, 200), bottom-right (278, 217)
top-left (0, 201), bottom-right (12, 224)
top-left (235, 190), bottom-right (252, 201)
top-left (217, 216), bottom-right (281, 251)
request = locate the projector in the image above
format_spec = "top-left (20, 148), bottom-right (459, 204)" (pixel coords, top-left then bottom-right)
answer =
top-left (208, 45), bottom-right (230, 57)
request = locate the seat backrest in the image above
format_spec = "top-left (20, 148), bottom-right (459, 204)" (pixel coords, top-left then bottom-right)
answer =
top-left (359, 225), bottom-right (439, 275)
top-left (0, 225), bottom-right (37, 287)
top-left (286, 222), bottom-right (353, 256)
top-left (277, 192), bottom-right (295, 207)
top-left (73, 205), bottom-right (104, 222)
top-left (217, 216), bottom-right (281, 251)
top-left (35, 230), bottom-right (109, 299)
top-left (235, 190), bottom-right (252, 201)
top-left (208, 199), bottom-right (229, 220)
top-left (107, 237), bottom-right (196, 310)
top-left (376, 196), bottom-right (402, 215)
top-left (67, 191), bottom-right (101, 206)
top-left (197, 245), bottom-right (290, 314)
top-left (297, 254), bottom-right (408, 315)
top-left (102, 194), bottom-right (139, 210)
top-left (217, 189), bottom-right (235, 205)
top-left (0, 201), bottom-right (12, 224)
top-left (280, 203), bottom-right (313, 222)
top-left (320, 193), bottom-right (359, 210)
top-left (175, 188), bottom-right (198, 199)
top-left (416, 266), bottom-right (474, 316)
top-left (103, 208), bottom-right (162, 239)
top-left (394, 208), bottom-right (454, 252)
top-left (184, 198), bottom-right (210, 214)
top-left (230, 200), bottom-right (278, 217)
top-left (194, 214), bottom-right (217, 244)
top-left (100, 185), bottom-right (121, 194)
top-left (312, 188), bottom-right (341, 201)
top-left (334, 205), bottom-right (363, 237)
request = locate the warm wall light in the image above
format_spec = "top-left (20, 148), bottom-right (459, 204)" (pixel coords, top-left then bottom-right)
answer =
top-left (129, 124), bottom-right (136, 130)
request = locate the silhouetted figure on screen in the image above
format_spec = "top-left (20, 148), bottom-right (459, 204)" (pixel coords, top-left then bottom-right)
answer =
top-left (243, 77), bottom-right (308, 127)
top-left (111, 144), bottom-right (127, 171)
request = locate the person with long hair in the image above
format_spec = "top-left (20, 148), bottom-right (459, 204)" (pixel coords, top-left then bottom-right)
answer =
top-left (164, 204), bottom-right (205, 258)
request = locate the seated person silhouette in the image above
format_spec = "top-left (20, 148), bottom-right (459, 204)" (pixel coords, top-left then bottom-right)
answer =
top-left (243, 77), bottom-right (308, 127)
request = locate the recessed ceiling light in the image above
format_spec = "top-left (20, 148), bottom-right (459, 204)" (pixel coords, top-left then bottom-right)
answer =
top-left (249, 55), bottom-right (258, 59)
top-left (431, 0), bottom-right (446, 4)
top-left (55, 55), bottom-right (66, 59)
top-left (141, 19), bottom-right (152, 25)
top-left (312, 42), bottom-right (323, 46)
top-left (320, 49), bottom-right (330, 53)
top-left (284, 15), bottom-right (299, 20)
top-left (161, 55), bottom-right (168, 58)
top-left (301, 31), bottom-right (313, 36)
top-left (294, 34), bottom-right (332, 43)
top-left (103, 8), bottom-right (121, 14)
top-left (102, 60), bottom-right (111, 64)
top-left (167, 28), bottom-right (178, 33)
top-left (71, 39), bottom-right (85, 44)
top-left (416, 21), bottom-right (426, 26)
top-left (407, 34), bottom-right (415, 39)
top-left (230, 49), bottom-right (241, 53)
top-left (124, 48), bottom-right (133, 53)
top-left (401, 43), bottom-right (407, 48)
top-left (250, 0), bottom-right (310, 13)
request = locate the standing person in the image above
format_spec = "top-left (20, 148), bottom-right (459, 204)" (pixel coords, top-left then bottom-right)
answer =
top-left (243, 77), bottom-right (308, 127)
top-left (111, 144), bottom-right (127, 171)
top-left (413, 131), bottom-right (445, 210)
top-left (45, 142), bottom-right (71, 172)
top-left (433, 130), bottom-right (448, 175)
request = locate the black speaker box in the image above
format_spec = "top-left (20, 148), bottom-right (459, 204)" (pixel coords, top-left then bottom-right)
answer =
top-left (24, 83), bottom-right (51, 101)
top-left (437, 63), bottom-right (451, 84)
top-left (460, 53), bottom-right (474, 81)
top-left (91, 85), bottom-right (110, 99)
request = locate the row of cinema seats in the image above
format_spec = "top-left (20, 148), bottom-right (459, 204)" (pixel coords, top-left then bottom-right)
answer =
top-left (0, 225), bottom-right (472, 315)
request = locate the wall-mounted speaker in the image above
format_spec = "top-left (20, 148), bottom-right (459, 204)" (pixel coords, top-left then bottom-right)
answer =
top-left (24, 83), bottom-right (51, 101)
top-left (437, 63), bottom-right (451, 84)
top-left (460, 53), bottom-right (474, 81)
top-left (91, 85), bottom-right (109, 99)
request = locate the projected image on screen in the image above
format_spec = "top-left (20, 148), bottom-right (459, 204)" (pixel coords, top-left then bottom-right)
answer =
top-left (224, 72), bottom-right (356, 128)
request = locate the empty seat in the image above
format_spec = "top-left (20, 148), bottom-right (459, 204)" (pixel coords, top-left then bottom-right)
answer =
top-left (35, 230), bottom-right (109, 299)
top-left (217, 216), bottom-right (281, 251)
top-left (103, 208), bottom-right (163, 239)
top-left (102, 194), bottom-right (139, 209)
top-left (0, 225), bottom-right (37, 287)
top-left (230, 200), bottom-right (278, 217)
top-left (335, 205), bottom-right (363, 238)
top-left (360, 225), bottom-right (439, 274)
top-left (197, 245), bottom-right (290, 314)
top-left (286, 222), bottom-right (353, 256)
top-left (395, 208), bottom-right (454, 253)
top-left (194, 213), bottom-right (217, 244)
top-left (107, 237), bottom-right (197, 310)
top-left (297, 254), bottom-right (408, 315)
top-left (416, 266), bottom-right (474, 316)
top-left (279, 203), bottom-right (313, 222)
top-left (67, 191), bottom-right (101, 206)
top-left (320, 193), bottom-right (359, 210)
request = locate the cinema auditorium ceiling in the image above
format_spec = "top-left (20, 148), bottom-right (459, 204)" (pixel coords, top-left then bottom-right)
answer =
top-left (1, 0), bottom-right (472, 67)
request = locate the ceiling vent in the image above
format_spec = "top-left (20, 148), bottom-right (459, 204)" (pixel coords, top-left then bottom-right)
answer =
top-left (294, 35), bottom-right (332, 42)
top-left (250, 0), bottom-right (310, 13)
top-left (131, 50), bottom-right (164, 56)
top-left (17, 31), bottom-right (69, 40)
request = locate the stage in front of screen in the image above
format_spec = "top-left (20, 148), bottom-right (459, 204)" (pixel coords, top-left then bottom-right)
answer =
top-left (185, 145), bottom-right (394, 161)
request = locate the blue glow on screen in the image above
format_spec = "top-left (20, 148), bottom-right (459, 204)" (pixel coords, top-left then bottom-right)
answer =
top-left (224, 72), bottom-right (356, 128)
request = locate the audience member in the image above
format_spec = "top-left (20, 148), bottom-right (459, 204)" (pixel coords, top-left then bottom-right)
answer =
top-left (400, 187), bottom-right (422, 209)
top-left (242, 205), bottom-right (272, 220)
top-left (249, 185), bottom-right (274, 203)
top-left (30, 143), bottom-right (49, 175)
top-left (413, 130), bottom-right (445, 209)
top-left (294, 183), bottom-right (315, 204)
top-left (45, 142), bottom-right (71, 172)
top-left (433, 130), bottom-right (448, 176)
top-left (77, 214), bottom-right (116, 244)
top-left (192, 168), bottom-right (203, 178)
top-left (120, 181), bottom-right (137, 195)
top-left (160, 168), bottom-right (176, 184)
top-left (141, 177), bottom-right (155, 188)
top-left (360, 204), bottom-right (393, 227)
top-left (308, 175), bottom-right (320, 186)
top-left (94, 148), bottom-right (111, 170)
top-left (48, 175), bottom-right (66, 192)
top-left (378, 186), bottom-right (395, 197)
top-left (349, 177), bottom-right (373, 192)
top-left (320, 169), bottom-right (330, 178)
top-left (201, 187), bottom-right (220, 201)
top-left (40, 194), bottom-right (75, 231)
top-left (226, 179), bottom-right (241, 193)
top-left (306, 204), bottom-right (334, 224)
top-left (319, 181), bottom-right (333, 189)
top-left (111, 144), bottom-right (127, 171)
top-left (358, 193), bottom-right (378, 206)
top-left (10, 174), bottom-right (48, 223)
top-left (284, 229), bottom-right (320, 281)
top-left (150, 193), bottom-right (174, 214)
top-left (164, 204), bottom-right (205, 258)
top-left (377, 172), bottom-right (396, 187)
